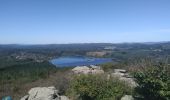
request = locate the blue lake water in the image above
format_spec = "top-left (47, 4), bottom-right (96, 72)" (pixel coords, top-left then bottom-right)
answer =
top-left (50, 56), bottom-right (112, 67)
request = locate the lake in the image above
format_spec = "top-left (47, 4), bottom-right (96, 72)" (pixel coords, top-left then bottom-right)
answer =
top-left (50, 56), bottom-right (112, 67)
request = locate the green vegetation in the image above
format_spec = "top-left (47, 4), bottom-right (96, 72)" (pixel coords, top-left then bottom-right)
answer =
top-left (100, 62), bottom-right (129, 72)
top-left (133, 63), bottom-right (170, 100)
top-left (0, 61), bottom-right (56, 83)
top-left (0, 43), bottom-right (170, 99)
top-left (0, 61), bottom-right (58, 99)
top-left (100, 62), bottom-right (115, 72)
top-left (67, 74), bottom-right (133, 100)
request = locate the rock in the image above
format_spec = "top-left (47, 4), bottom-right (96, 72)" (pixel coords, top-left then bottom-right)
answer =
top-left (72, 65), bottom-right (104, 74)
top-left (21, 86), bottom-right (69, 100)
top-left (28, 86), bottom-right (59, 100)
top-left (72, 66), bottom-right (90, 74)
top-left (114, 69), bottom-right (126, 73)
top-left (91, 69), bottom-right (104, 74)
top-left (111, 69), bottom-right (137, 88)
top-left (121, 95), bottom-right (134, 100)
top-left (119, 77), bottom-right (137, 87)
top-left (20, 95), bottom-right (29, 100)
top-left (59, 96), bottom-right (69, 100)
top-left (112, 72), bottom-right (125, 77)
top-left (90, 65), bottom-right (101, 70)
top-left (112, 69), bottom-right (127, 78)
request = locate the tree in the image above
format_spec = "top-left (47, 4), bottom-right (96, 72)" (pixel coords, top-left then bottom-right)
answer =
top-left (134, 63), bottom-right (170, 100)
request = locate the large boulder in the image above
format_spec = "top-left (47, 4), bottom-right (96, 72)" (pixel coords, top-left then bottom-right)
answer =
top-left (90, 65), bottom-right (101, 70)
top-left (21, 95), bottom-right (29, 100)
top-left (111, 69), bottom-right (137, 88)
top-left (121, 95), bottom-right (134, 100)
top-left (119, 77), bottom-right (137, 88)
top-left (60, 96), bottom-right (69, 100)
top-left (112, 69), bottom-right (127, 77)
top-left (114, 69), bottom-right (126, 73)
top-left (72, 66), bottom-right (90, 74)
top-left (91, 69), bottom-right (104, 74)
top-left (20, 86), bottom-right (69, 100)
top-left (72, 65), bottom-right (104, 74)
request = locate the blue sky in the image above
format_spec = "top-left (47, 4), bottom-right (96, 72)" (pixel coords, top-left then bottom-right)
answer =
top-left (0, 0), bottom-right (170, 44)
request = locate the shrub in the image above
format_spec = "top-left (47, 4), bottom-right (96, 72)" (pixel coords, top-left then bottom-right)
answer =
top-left (101, 63), bottom-right (115, 72)
top-left (134, 63), bottom-right (170, 100)
top-left (67, 74), bottom-right (132, 100)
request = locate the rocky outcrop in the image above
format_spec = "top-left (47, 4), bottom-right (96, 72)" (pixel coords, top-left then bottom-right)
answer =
top-left (72, 66), bottom-right (90, 74)
top-left (21, 95), bottom-right (29, 100)
top-left (111, 69), bottom-right (137, 88)
top-left (121, 95), bottom-right (134, 100)
top-left (20, 86), bottom-right (69, 100)
top-left (72, 65), bottom-right (104, 74)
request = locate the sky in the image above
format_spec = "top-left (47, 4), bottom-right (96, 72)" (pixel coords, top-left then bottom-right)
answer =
top-left (0, 0), bottom-right (170, 44)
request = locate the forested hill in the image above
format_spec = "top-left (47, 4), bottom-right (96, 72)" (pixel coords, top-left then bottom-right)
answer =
top-left (0, 42), bottom-right (170, 68)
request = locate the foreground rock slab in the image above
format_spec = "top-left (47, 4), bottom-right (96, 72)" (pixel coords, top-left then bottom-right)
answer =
top-left (121, 95), bottom-right (134, 100)
top-left (20, 86), bottom-right (69, 100)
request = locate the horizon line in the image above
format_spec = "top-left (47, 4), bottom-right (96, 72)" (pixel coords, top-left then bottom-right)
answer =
top-left (0, 41), bottom-right (170, 45)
